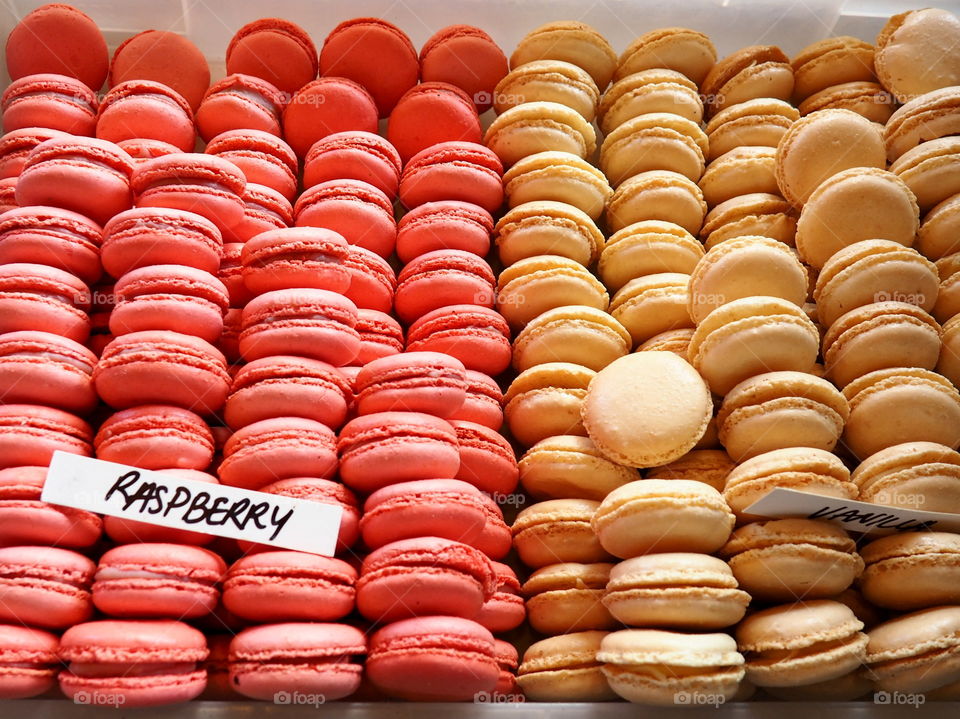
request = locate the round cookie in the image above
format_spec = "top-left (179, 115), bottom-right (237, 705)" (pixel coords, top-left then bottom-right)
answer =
top-left (700, 192), bottom-right (798, 248)
top-left (496, 255), bottom-right (608, 329)
top-left (512, 305), bottom-right (630, 372)
top-left (510, 21), bottom-right (617, 90)
top-left (598, 69), bottom-right (703, 134)
top-left (705, 98), bottom-right (798, 161)
top-left (494, 60), bottom-right (600, 120)
top-left (519, 435), bottom-right (639, 501)
top-left (484, 101), bottom-right (597, 167)
top-left (495, 200), bottom-right (604, 267)
top-left (700, 45), bottom-right (794, 117)
top-left (852, 441), bottom-right (960, 514)
top-left (791, 36), bottom-right (876, 102)
top-left (504, 362), bottom-right (594, 448)
top-left (598, 220), bottom-right (703, 293)
top-left (615, 27), bottom-right (716, 85)
top-left (609, 273), bottom-right (694, 348)
top-left (606, 170), bottom-right (707, 235)
top-left (874, 9), bottom-right (960, 102)
top-left (501, 153), bottom-right (611, 221)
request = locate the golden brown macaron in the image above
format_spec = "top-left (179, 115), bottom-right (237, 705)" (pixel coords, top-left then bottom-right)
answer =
top-left (795, 167), bottom-right (920, 270)
top-left (503, 362), bottom-right (595, 447)
top-left (523, 562), bottom-right (616, 634)
top-left (501, 153), bottom-right (612, 221)
top-left (935, 252), bottom-right (960, 323)
top-left (890, 137), bottom-right (960, 213)
top-left (606, 170), bottom-right (707, 235)
top-left (860, 532), bottom-right (960, 611)
top-left (494, 60), bottom-right (601, 120)
top-left (610, 273), bottom-right (694, 348)
top-left (699, 192), bottom-right (798, 248)
top-left (597, 69), bottom-right (703, 134)
top-left (484, 101), bottom-right (597, 167)
top-left (852, 441), bottom-right (960, 513)
top-left (646, 449), bottom-right (734, 492)
top-left (720, 519), bottom-right (863, 602)
top-left (866, 606), bottom-right (960, 693)
top-left (705, 98), bottom-right (799, 161)
top-left (884, 86), bottom-right (960, 163)
top-left (700, 45), bottom-right (794, 118)
top-left (512, 305), bottom-right (631, 372)
top-left (689, 296), bottom-right (820, 397)
top-left (874, 8), bottom-right (960, 102)
top-left (798, 81), bottom-right (896, 124)
top-left (687, 235), bottom-right (808, 324)
top-left (836, 587), bottom-right (885, 630)
top-left (636, 328), bottom-right (696, 359)
top-left (495, 199), bottom-right (605, 267)
top-left (918, 194), bottom-right (960, 261)
top-left (598, 220), bottom-right (703, 293)
top-left (842, 369), bottom-right (960, 460)
top-left (512, 498), bottom-right (612, 568)
top-left (615, 27), bottom-right (717, 85)
top-left (510, 21), bottom-right (617, 90)
top-left (496, 255), bottom-right (609, 330)
top-left (722, 447), bottom-right (857, 523)
top-left (599, 113), bottom-right (708, 186)
top-left (698, 146), bottom-right (779, 208)
top-left (517, 631), bottom-right (619, 701)
top-left (939, 314), bottom-right (960, 388)
top-left (717, 371), bottom-right (850, 462)
top-left (791, 36), bottom-right (876, 102)
top-left (822, 301), bottom-right (942, 389)
top-left (519, 434), bottom-right (639, 501)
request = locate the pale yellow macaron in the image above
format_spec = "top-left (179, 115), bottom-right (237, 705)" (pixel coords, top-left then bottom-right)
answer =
top-left (939, 314), bottom-right (960, 387)
top-left (510, 21), bottom-right (617, 90)
top-left (582, 352), bottom-right (712, 468)
top-left (700, 44), bottom-right (794, 117)
top-left (842, 368), bottom-right (960, 460)
top-left (874, 8), bottom-right (960, 102)
top-left (883, 86), bottom-right (960, 162)
top-left (495, 200), bottom-right (605, 267)
top-left (860, 532), bottom-right (960, 611)
top-left (722, 447), bottom-right (857, 522)
top-left (936, 253), bottom-right (960, 322)
top-left (705, 98), bottom-right (799, 161)
top-left (512, 305), bottom-right (631, 372)
top-left (610, 273), bottom-right (694, 348)
top-left (918, 194), bottom-right (960, 260)
top-left (606, 170), bottom-right (707, 235)
top-left (689, 296), bottom-right (820, 396)
top-left (598, 69), bottom-right (703, 134)
top-left (720, 519), bottom-right (863, 602)
top-left (494, 60), bottom-right (601, 120)
top-left (791, 36), bottom-right (876, 102)
top-left (736, 600), bottom-right (867, 688)
top-left (522, 562), bottom-right (616, 634)
top-left (517, 631), bottom-right (618, 702)
top-left (602, 553), bottom-right (750, 629)
top-left (496, 254), bottom-right (609, 329)
top-left (688, 235), bottom-right (808, 324)
top-left (821, 301), bottom-right (942, 388)
top-left (813, 239), bottom-right (938, 328)
top-left (502, 152), bottom-right (612, 220)
top-left (795, 167), bottom-right (920, 270)
top-left (598, 220), bottom-right (703, 293)
top-left (717, 371), bottom-right (850, 462)
top-left (512, 498), bottom-right (611, 568)
top-left (504, 362), bottom-right (594, 447)
top-left (593, 479), bottom-right (735, 557)
top-left (484, 101), bottom-right (597, 167)
top-left (636, 328), bottom-right (696, 359)
top-left (698, 146), bottom-right (779, 208)
top-left (599, 629), bottom-right (744, 706)
top-left (852, 441), bottom-right (960, 514)
top-left (890, 137), bottom-right (960, 213)
top-left (775, 108), bottom-right (886, 208)
top-left (599, 112), bottom-right (708, 186)
top-left (798, 81), bottom-right (896, 124)
top-left (615, 27), bottom-right (717, 85)
top-left (646, 449), bottom-right (735, 492)
top-left (700, 192), bottom-right (798, 248)
top-left (519, 434), bottom-right (639, 501)
top-left (866, 606), bottom-right (960, 693)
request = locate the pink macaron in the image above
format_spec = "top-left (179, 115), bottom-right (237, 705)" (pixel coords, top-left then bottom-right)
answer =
top-left (476, 494), bottom-right (513, 559)
top-left (343, 245), bottom-right (397, 313)
top-left (394, 249), bottom-right (496, 324)
top-left (219, 243), bottom-right (251, 307)
top-left (222, 183), bottom-right (293, 243)
top-left (406, 304), bottom-right (512, 376)
top-left (222, 552), bottom-right (356, 622)
top-left (388, 82), bottom-right (482, 163)
top-left (295, 179), bottom-right (397, 259)
top-left (476, 562), bottom-right (526, 633)
top-left (117, 138), bottom-right (181, 164)
top-left (0, 624), bottom-right (60, 699)
top-left (230, 623), bottom-right (365, 702)
top-left (204, 129), bottom-right (298, 202)
top-left (0, 262), bottom-right (91, 342)
top-left (218, 417), bottom-right (339, 490)
top-left (452, 420), bottom-right (519, 495)
top-left (360, 478), bottom-right (488, 550)
top-left (226, 18), bottom-right (318, 96)
top-left (396, 200), bottom-right (494, 264)
top-left (0, 545), bottom-right (95, 629)
top-left (58, 620), bottom-right (208, 707)
top-left (283, 77), bottom-right (379, 158)
top-left (101, 207), bottom-right (223, 279)
top-left (196, 74), bottom-right (286, 142)
top-left (366, 616), bottom-right (499, 700)
top-left (94, 330), bottom-right (231, 414)
top-left (2, 73), bottom-right (98, 135)
top-left (399, 141), bottom-right (504, 212)
top-left (356, 309), bottom-right (404, 364)
top-left (96, 80), bottom-right (196, 152)
top-left (94, 405), bottom-right (214, 471)
top-left (450, 370), bottom-right (505, 430)
top-left (240, 226), bottom-right (350, 296)
top-left (218, 308), bottom-right (243, 363)
top-left (0, 330), bottom-right (98, 414)
top-left (0, 466), bottom-right (102, 548)
top-left (0, 127), bottom-right (69, 179)
top-left (303, 131), bottom-right (402, 199)
top-left (337, 411), bottom-right (461, 493)
top-left (109, 30), bottom-right (210, 112)
top-left (493, 639), bottom-right (520, 696)
top-left (0, 205), bottom-right (102, 284)
top-left (357, 536), bottom-right (496, 623)
top-left (239, 288), bottom-right (360, 366)
top-left (0, 404), bottom-right (92, 469)
top-left (92, 543), bottom-right (226, 619)
top-left (224, 355), bottom-right (352, 431)
top-left (0, 177), bottom-right (16, 213)
top-left (355, 351), bottom-right (468, 417)
top-left (420, 25), bottom-right (508, 112)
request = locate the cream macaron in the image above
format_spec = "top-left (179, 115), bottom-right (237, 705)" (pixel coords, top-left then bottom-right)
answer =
top-left (705, 98), bottom-right (798, 161)
top-left (798, 81), bottom-right (896, 124)
top-left (918, 194), bottom-right (960, 260)
top-left (494, 60), bottom-right (600, 119)
top-left (598, 220), bottom-right (703, 293)
top-left (889, 137), bottom-right (960, 213)
top-left (874, 8), bottom-right (960, 102)
top-left (637, 328), bottom-right (696, 359)
top-left (698, 146), bottom-right (779, 208)
top-left (496, 255), bottom-right (609, 329)
top-left (615, 27), bottom-right (717, 85)
top-left (720, 518), bottom-right (863, 601)
top-left (852, 441), bottom-right (960, 513)
top-left (936, 253), bottom-right (960, 323)
top-left (866, 606), bottom-right (960, 693)
top-left (860, 532), bottom-right (960, 611)
top-left (700, 44), bottom-right (794, 117)
top-left (501, 153), bottom-right (612, 221)
top-left (646, 449), bottom-right (735, 492)
top-left (939, 314), bottom-right (960, 387)
top-left (522, 562), bottom-right (616, 634)
top-left (598, 69), bottom-right (703, 134)
top-left (511, 498), bottom-right (611, 568)
top-left (883, 86), bottom-right (960, 163)
top-left (519, 435), bottom-right (639, 501)
top-left (791, 36), bottom-right (876, 102)
top-left (517, 631), bottom-right (618, 701)
top-left (610, 273), bottom-right (694, 348)
top-left (593, 479), bottom-right (735, 558)
top-left (606, 170), bottom-right (707, 235)
top-left (512, 305), bottom-right (630, 372)
top-left (599, 113), bottom-right (708, 186)
top-left (484, 101), bottom-right (597, 167)
top-left (495, 200), bottom-right (605, 267)
top-left (510, 21), bottom-right (617, 90)
top-left (699, 192), bottom-right (798, 248)
top-left (503, 362), bottom-right (594, 447)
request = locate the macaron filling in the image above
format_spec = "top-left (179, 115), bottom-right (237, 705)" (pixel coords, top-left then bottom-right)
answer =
top-left (0, 565), bottom-right (90, 590)
top-left (1, 348), bottom-right (94, 372)
top-left (8, 90), bottom-right (96, 110)
top-left (94, 567), bottom-right (219, 586)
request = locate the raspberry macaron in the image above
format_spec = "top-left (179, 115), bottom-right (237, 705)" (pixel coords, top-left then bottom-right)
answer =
top-left (0, 625), bottom-right (59, 699)
top-left (355, 309), bottom-right (404, 364)
top-left (387, 82), bottom-right (482, 163)
top-left (0, 206), bottom-right (103, 284)
top-left (1, 73), bottom-right (99, 135)
top-left (355, 352), bottom-right (468, 417)
top-left (394, 249), bottom-right (496, 324)
top-left (303, 131), bottom-right (402, 199)
top-left (283, 78), bottom-right (379, 158)
top-left (226, 18), bottom-right (318, 96)
top-left (344, 246), bottom-right (397, 313)
top-left (240, 227), bottom-right (350, 296)
top-left (0, 262), bottom-right (91, 342)
top-left (294, 179), bottom-right (397, 259)
top-left (0, 331), bottom-right (98, 414)
top-left (0, 404), bottom-right (92, 469)
top-left (196, 74), bottom-right (287, 142)
top-left (0, 466), bottom-right (102, 548)
top-left (96, 80), bottom-right (196, 152)
top-left (204, 129), bottom-right (298, 202)
top-left (94, 405), bottom-right (215, 471)
top-left (0, 546), bottom-right (95, 629)
top-left (396, 200), bottom-right (494, 263)
top-left (406, 305), bottom-right (512, 376)
top-left (399, 141), bottom-right (505, 213)
top-left (452, 419), bottom-right (520, 495)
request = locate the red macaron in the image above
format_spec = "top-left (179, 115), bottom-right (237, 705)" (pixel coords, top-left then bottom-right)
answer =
top-left (0, 127), bottom-right (69, 179)
top-left (283, 77), bottom-right (379, 158)
top-left (250, 477), bottom-right (360, 554)
top-left (452, 419), bottom-right (520, 495)
top-left (0, 205), bottom-right (103, 285)
top-left (406, 304), bottom-right (512, 376)
top-left (343, 245), bottom-right (397, 313)
top-left (355, 351), bottom-right (468, 417)
top-left (94, 404), bottom-right (214, 470)
top-left (222, 183), bottom-right (293, 243)
top-left (399, 141), bottom-right (504, 212)
top-left (396, 200), bottom-right (494, 264)
top-left (2, 73), bottom-right (98, 135)
top-left (0, 625), bottom-right (60, 699)
top-left (295, 178), bottom-right (397, 259)
top-left (450, 370), bottom-right (505, 430)
top-left (0, 262), bottom-right (91, 342)
top-left (240, 226), bottom-right (350, 296)
top-left (196, 74), bottom-right (287, 142)
top-left (226, 18), bottom-right (318, 96)
top-left (355, 309), bottom-right (404, 364)
top-left (387, 82), bottom-right (482, 163)
top-left (0, 466), bottom-right (102, 548)
top-left (0, 331), bottom-right (97, 414)
top-left (0, 545), bottom-right (95, 629)
top-left (109, 30), bottom-right (210, 111)
top-left (394, 249), bottom-right (496, 324)
top-left (303, 131), bottom-right (402, 199)
top-left (96, 80), bottom-right (196, 151)
top-left (476, 562), bottom-right (526, 634)
top-left (204, 129), bottom-right (298, 202)
top-left (420, 25), bottom-right (509, 112)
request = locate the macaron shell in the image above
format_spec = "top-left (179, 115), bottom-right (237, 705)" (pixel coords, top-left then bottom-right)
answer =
top-left (96, 79), bottom-right (196, 152)
top-left (420, 25), bottom-right (508, 112)
top-left (0, 466), bottom-right (103, 548)
top-left (0, 329), bottom-right (98, 414)
top-left (226, 18), bottom-right (318, 95)
top-left (0, 545), bottom-right (95, 629)
top-left (0, 624), bottom-right (59, 699)
top-left (282, 78), bottom-right (379, 158)
top-left (0, 404), bottom-right (92, 468)
top-left (387, 82), bottom-right (482, 163)
top-left (295, 179), bottom-right (397, 259)
top-left (109, 30), bottom-right (210, 111)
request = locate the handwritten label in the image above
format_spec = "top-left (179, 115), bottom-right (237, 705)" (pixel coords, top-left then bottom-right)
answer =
top-left (42, 452), bottom-right (342, 555)
top-left (744, 488), bottom-right (960, 535)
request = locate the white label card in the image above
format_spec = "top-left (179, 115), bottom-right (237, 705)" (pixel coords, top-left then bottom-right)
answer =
top-left (744, 488), bottom-right (960, 536)
top-left (42, 452), bottom-right (342, 556)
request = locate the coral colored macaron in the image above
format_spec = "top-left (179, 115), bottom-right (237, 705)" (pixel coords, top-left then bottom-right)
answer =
top-left (0, 205), bottom-right (103, 284)
top-left (204, 129), bottom-right (298, 202)
top-left (406, 305), bottom-right (512, 376)
top-left (240, 227), bottom-right (350, 296)
top-left (2, 73), bottom-right (98, 135)
top-left (387, 82), bottom-right (482, 163)
top-left (109, 30), bottom-right (210, 111)
top-left (396, 200), bottom-right (494, 264)
top-left (344, 246), bottom-right (397, 313)
top-left (399, 141), bottom-right (504, 212)
top-left (222, 183), bottom-right (293, 243)
top-left (283, 78), bottom-right (379, 158)
top-left (0, 545), bottom-right (94, 629)
top-left (0, 466), bottom-right (102, 548)
top-left (451, 370), bottom-right (505, 430)
top-left (355, 351), bottom-right (468, 417)
top-left (452, 419), bottom-right (519, 495)
top-left (394, 249), bottom-right (496, 324)
top-left (0, 624), bottom-right (60, 699)
top-left (0, 262), bottom-right (91, 343)
top-left (0, 127), bottom-right (69, 179)
top-left (226, 18), bottom-right (318, 96)
top-left (94, 405), bottom-right (214, 470)
top-left (196, 74), bottom-right (286, 142)
top-left (0, 330), bottom-right (98, 414)
top-left (356, 309), bottom-right (404, 364)
top-left (303, 131), bottom-right (402, 199)
top-left (295, 179), bottom-right (397, 259)
top-left (117, 138), bottom-right (181, 164)
top-left (0, 404), bottom-right (92, 469)
top-left (420, 25), bottom-right (508, 112)
top-left (96, 80), bottom-right (195, 152)
top-left (476, 562), bottom-right (526, 634)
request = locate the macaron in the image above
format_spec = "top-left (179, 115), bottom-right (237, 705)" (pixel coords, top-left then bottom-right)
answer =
top-left (874, 8), bottom-right (960, 102)
top-left (96, 80), bottom-right (195, 152)
top-left (606, 169), bottom-right (707, 235)
top-left (451, 419), bottom-right (518, 495)
top-left (517, 631), bottom-right (618, 701)
top-left (495, 59), bottom-right (599, 119)
top-left (699, 146), bottom-right (779, 208)
top-left (0, 205), bottom-right (102, 284)
top-left (222, 552), bottom-right (356, 622)
top-left (94, 330), bottom-right (231, 413)
top-left (720, 519), bottom-right (863, 601)
top-left (223, 183), bottom-right (293, 244)
top-left (294, 179), bottom-right (396, 259)
top-left (341, 246), bottom-right (396, 314)
top-left (940, 314), bottom-right (960, 387)
top-left (0, 545), bottom-right (94, 628)
top-left (799, 80), bottom-right (897, 123)
top-left (1, 72), bottom-right (98, 135)
top-left (418, 25), bottom-right (506, 113)
top-left (451, 370), bottom-right (504, 430)
top-left (598, 220), bottom-right (703, 293)
top-left (598, 68), bottom-right (703, 134)
top-left (303, 131), bottom-right (401, 199)
top-left (253, 477), bottom-right (360, 555)
top-left (484, 101), bottom-right (597, 167)
top-left (204, 129), bottom-right (298, 202)
top-left (502, 153), bottom-right (612, 221)
top-left (0, 177), bottom-right (16, 213)
top-left (700, 192), bottom-right (799, 248)
top-left (399, 141), bottom-right (504, 213)
top-left (0, 404), bottom-right (92, 468)
top-left (599, 629), bottom-right (744, 705)
top-left (230, 622), bottom-right (364, 702)
top-left (109, 30), bottom-right (210, 111)
top-left (0, 126), bottom-right (69, 179)
top-left (59, 620), bottom-right (208, 707)
top-left (0, 330), bottom-right (97, 414)
top-left (504, 362), bottom-right (594, 447)
top-left (852, 441), bottom-right (960, 513)
top-left (866, 606), bottom-right (960, 693)
top-left (0, 465), bottom-right (102, 548)
top-left (406, 305), bottom-right (511, 376)
top-left (512, 499), bottom-right (612, 568)
top-left (355, 352), bottom-right (467, 417)
top-left (937, 253), bottom-right (960, 322)
top-left (520, 435), bottom-right (639, 501)
top-left (387, 82), bottom-right (482, 164)
top-left (497, 255), bottom-right (609, 329)
top-left (637, 329), bottom-right (697, 360)
top-left (496, 200), bottom-right (604, 267)
top-left (884, 87), bottom-right (960, 163)
top-left (890, 137), bottom-right (960, 213)
top-left (476, 494), bottom-right (513, 560)
top-left (860, 532), bottom-right (960, 610)
top-left (706, 97), bottom-right (799, 161)
top-left (195, 74), bottom-right (286, 142)
top-left (396, 200), bottom-right (493, 264)
top-left (522, 562), bottom-right (616, 634)
top-left (225, 18), bottom-right (318, 95)
top-left (609, 273), bottom-right (694, 347)
top-left (791, 36), bottom-right (876, 102)
top-left (0, 625), bottom-right (59, 699)
top-left (116, 138), bottom-right (180, 164)
top-left (240, 226), bottom-right (348, 297)
top-left (355, 309), bottom-right (404, 364)
top-left (476, 562), bottom-right (526, 634)
top-left (600, 112), bottom-right (708, 186)
top-left (511, 21), bottom-right (617, 90)
top-left (0, 262), bottom-right (90, 342)
top-left (6, 4), bottom-right (107, 85)
top-left (283, 77), bottom-right (379, 159)
top-left (512, 305), bottom-right (630, 372)
top-left (394, 249), bottom-right (495, 324)
top-left (701, 44), bottom-right (794, 117)
top-left (94, 404), bottom-right (214, 470)
top-left (615, 27), bottom-right (716, 85)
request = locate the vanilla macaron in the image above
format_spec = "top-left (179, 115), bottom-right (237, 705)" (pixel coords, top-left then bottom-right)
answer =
top-left (610, 273), bottom-right (694, 348)
top-left (936, 253), bottom-right (960, 323)
top-left (512, 305), bottom-right (630, 372)
top-left (496, 255), bottom-right (609, 329)
top-left (852, 441), bottom-right (960, 513)
top-left (918, 194), bottom-right (960, 260)
top-left (510, 21), bottom-right (617, 90)
top-left (598, 69), bottom-right (703, 134)
top-left (522, 562), bottom-right (616, 634)
top-left (501, 154), bottom-right (611, 221)
top-left (791, 36), bottom-right (876, 102)
top-left (519, 435), bottom-right (639, 501)
top-left (705, 98), bottom-right (798, 161)
top-left (599, 113), bottom-right (708, 186)
top-left (646, 449), bottom-right (735, 492)
top-left (698, 146), bottom-right (779, 208)
top-left (860, 532), bottom-right (960, 611)
top-left (884, 86), bottom-right (960, 162)
top-left (494, 60), bottom-right (600, 119)
top-left (637, 328), bottom-right (696, 359)
top-left (495, 200), bottom-right (604, 267)
top-left (874, 8), bottom-right (960, 102)
top-left (606, 170), bottom-right (707, 235)
top-left (504, 362), bottom-right (594, 447)
top-left (598, 220), bottom-right (703, 293)
top-left (939, 315), bottom-right (960, 387)
top-left (700, 44), bottom-right (794, 117)
top-left (890, 137), bottom-right (960, 212)
top-left (798, 81), bottom-right (896, 124)
top-left (615, 28), bottom-right (717, 85)
top-left (484, 101), bottom-right (597, 167)
top-left (512, 498), bottom-right (611, 568)
top-left (700, 192), bottom-right (798, 248)
top-left (866, 606), bottom-right (960, 693)
top-left (517, 631), bottom-right (618, 702)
